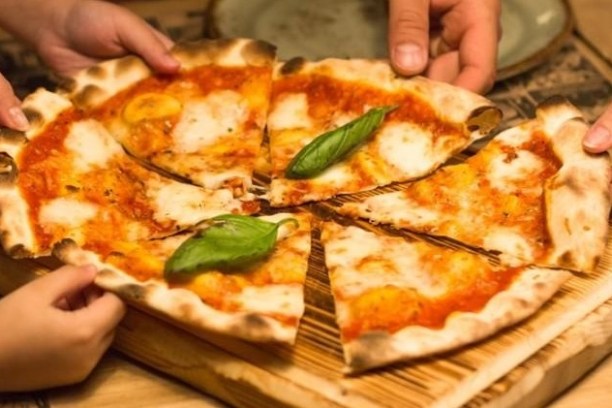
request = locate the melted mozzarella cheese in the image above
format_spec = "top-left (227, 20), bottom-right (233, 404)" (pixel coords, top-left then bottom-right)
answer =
top-left (349, 192), bottom-right (441, 226)
top-left (492, 126), bottom-right (533, 147)
top-left (172, 90), bottom-right (247, 153)
top-left (487, 150), bottom-right (545, 193)
top-left (483, 228), bottom-right (534, 262)
top-left (65, 120), bottom-right (124, 173)
top-left (268, 93), bottom-right (312, 129)
top-left (146, 180), bottom-right (240, 225)
top-left (325, 226), bottom-right (445, 298)
top-left (39, 198), bottom-right (98, 228)
top-left (377, 123), bottom-right (435, 177)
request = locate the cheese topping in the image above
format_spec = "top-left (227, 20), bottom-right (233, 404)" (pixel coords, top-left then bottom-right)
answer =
top-left (267, 93), bottom-right (312, 129)
top-left (172, 90), bottom-right (247, 154)
top-left (65, 120), bottom-right (124, 173)
top-left (325, 226), bottom-right (445, 298)
top-left (377, 123), bottom-right (435, 177)
top-left (487, 150), bottom-right (545, 193)
top-left (146, 180), bottom-right (238, 225)
top-left (39, 197), bottom-right (98, 228)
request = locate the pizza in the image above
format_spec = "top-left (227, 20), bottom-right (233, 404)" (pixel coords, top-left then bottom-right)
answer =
top-left (266, 58), bottom-right (502, 207)
top-left (339, 97), bottom-right (611, 273)
top-left (320, 222), bottom-right (571, 372)
top-left (61, 38), bottom-right (276, 197)
top-left (0, 37), bottom-right (608, 372)
top-left (0, 88), bottom-right (258, 259)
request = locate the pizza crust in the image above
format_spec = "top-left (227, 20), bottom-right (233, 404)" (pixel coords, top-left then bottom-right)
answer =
top-left (538, 98), bottom-right (611, 272)
top-left (62, 38), bottom-right (276, 110)
top-left (0, 89), bottom-right (75, 256)
top-left (343, 267), bottom-right (570, 372)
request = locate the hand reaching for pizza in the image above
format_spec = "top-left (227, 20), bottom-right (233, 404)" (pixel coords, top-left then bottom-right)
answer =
top-left (0, 0), bottom-right (179, 131)
top-left (584, 104), bottom-right (612, 153)
top-left (388, 0), bottom-right (501, 94)
top-left (0, 265), bottom-right (125, 392)
top-left (583, 103), bottom-right (612, 194)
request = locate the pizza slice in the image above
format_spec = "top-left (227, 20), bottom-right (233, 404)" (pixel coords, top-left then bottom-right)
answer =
top-left (266, 58), bottom-right (502, 206)
top-left (61, 38), bottom-right (276, 197)
top-left (54, 212), bottom-right (312, 343)
top-left (339, 97), bottom-right (611, 273)
top-left (0, 89), bottom-right (258, 258)
top-left (320, 222), bottom-right (571, 372)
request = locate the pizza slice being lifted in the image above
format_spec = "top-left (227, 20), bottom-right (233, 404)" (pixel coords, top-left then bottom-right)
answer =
top-left (339, 97), bottom-right (611, 273)
top-left (266, 58), bottom-right (502, 207)
top-left (320, 222), bottom-right (571, 372)
top-left (61, 38), bottom-right (276, 197)
top-left (55, 213), bottom-right (312, 344)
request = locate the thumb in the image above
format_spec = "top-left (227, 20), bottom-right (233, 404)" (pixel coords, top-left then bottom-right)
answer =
top-left (28, 265), bottom-right (98, 304)
top-left (0, 74), bottom-right (29, 131)
top-left (584, 105), bottom-right (612, 153)
top-left (388, 0), bottom-right (430, 76)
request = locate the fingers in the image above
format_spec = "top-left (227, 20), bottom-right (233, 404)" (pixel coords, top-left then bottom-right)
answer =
top-left (113, 6), bottom-right (180, 74)
top-left (0, 74), bottom-right (29, 131)
top-left (388, 0), bottom-right (431, 76)
top-left (74, 291), bottom-right (126, 334)
top-left (430, 0), bottom-right (500, 93)
top-left (584, 104), bottom-right (612, 153)
top-left (452, 11), bottom-right (500, 93)
top-left (26, 264), bottom-right (97, 304)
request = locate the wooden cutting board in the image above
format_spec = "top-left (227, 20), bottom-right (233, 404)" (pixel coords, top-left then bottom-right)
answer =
top-left (1, 210), bottom-right (611, 408)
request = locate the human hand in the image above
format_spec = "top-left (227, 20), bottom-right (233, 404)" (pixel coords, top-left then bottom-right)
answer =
top-left (388, 0), bottom-right (501, 94)
top-left (0, 265), bottom-right (125, 392)
top-left (0, 0), bottom-right (179, 130)
top-left (583, 104), bottom-right (612, 153)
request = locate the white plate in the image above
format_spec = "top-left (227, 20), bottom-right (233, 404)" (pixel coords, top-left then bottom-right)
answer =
top-left (497, 0), bottom-right (572, 80)
top-left (206, 0), bottom-right (572, 81)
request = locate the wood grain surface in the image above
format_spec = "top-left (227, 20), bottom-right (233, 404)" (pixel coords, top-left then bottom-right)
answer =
top-left (1, 1), bottom-right (612, 407)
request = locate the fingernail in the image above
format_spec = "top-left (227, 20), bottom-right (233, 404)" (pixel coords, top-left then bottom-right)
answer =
top-left (394, 43), bottom-right (426, 72)
top-left (9, 107), bottom-right (29, 131)
top-left (584, 125), bottom-right (611, 150)
top-left (163, 53), bottom-right (180, 71)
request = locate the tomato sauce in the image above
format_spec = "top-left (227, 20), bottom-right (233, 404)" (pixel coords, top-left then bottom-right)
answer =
top-left (341, 266), bottom-right (521, 342)
top-left (272, 73), bottom-right (465, 142)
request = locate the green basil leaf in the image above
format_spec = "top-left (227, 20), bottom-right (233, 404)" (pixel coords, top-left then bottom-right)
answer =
top-left (164, 214), bottom-right (298, 278)
top-left (285, 105), bottom-right (397, 179)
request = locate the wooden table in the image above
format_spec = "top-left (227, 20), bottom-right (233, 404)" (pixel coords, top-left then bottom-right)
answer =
top-left (2, 1), bottom-right (612, 407)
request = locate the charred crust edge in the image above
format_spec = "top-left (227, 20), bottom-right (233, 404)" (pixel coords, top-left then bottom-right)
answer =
top-left (347, 331), bottom-right (395, 373)
top-left (0, 127), bottom-right (27, 146)
top-left (243, 40), bottom-right (277, 66)
top-left (230, 313), bottom-right (275, 339)
top-left (280, 57), bottom-right (307, 76)
top-left (6, 243), bottom-right (33, 258)
top-left (0, 152), bottom-right (18, 185)
top-left (174, 38), bottom-right (238, 60)
top-left (52, 238), bottom-right (80, 260)
top-left (466, 106), bottom-right (503, 134)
